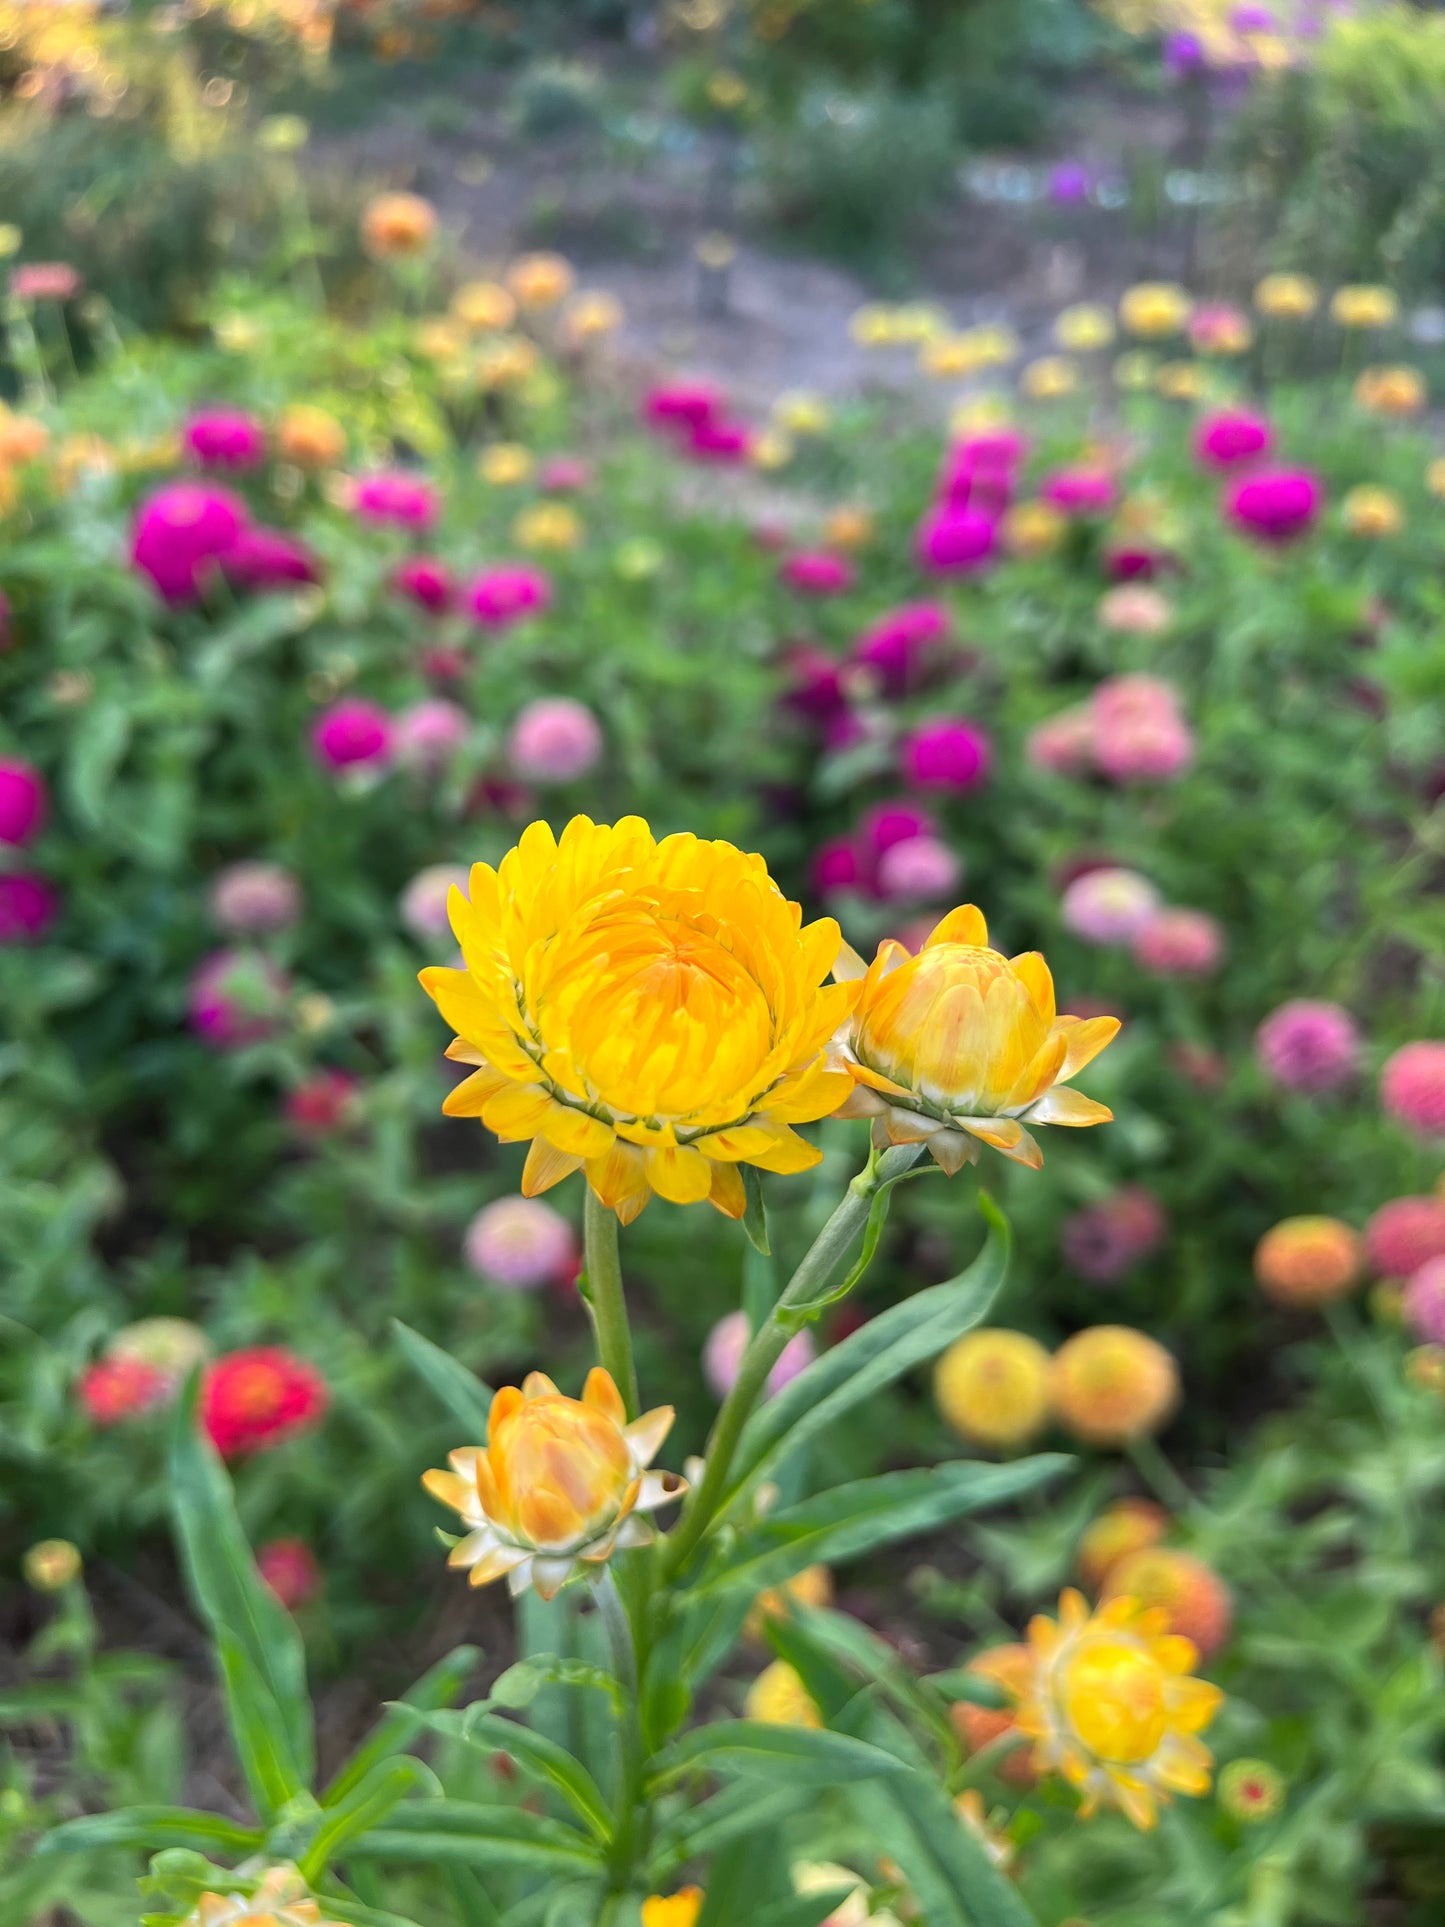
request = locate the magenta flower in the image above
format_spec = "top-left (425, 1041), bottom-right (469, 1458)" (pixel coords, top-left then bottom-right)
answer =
top-left (1255, 1000), bottom-right (1360, 1093)
top-left (643, 381), bottom-right (723, 429)
top-left (131, 482), bottom-right (248, 604)
top-left (900, 718), bottom-right (992, 792)
top-left (223, 528), bottom-right (320, 591)
top-left (392, 557), bottom-right (455, 615)
top-left (688, 417), bottom-right (751, 462)
top-left (0, 872), bottom-right (58, 944)
top-left (541, 456), bottom-right (591, 492)
top-left (9, 262), bottom-right (81, 303)
top-left (1194, 409), bottom-right (1272, 470)
top-left (465, 565), bottom-right (552, 629)
top-left (781, 645), bottom-right (847, 723)
top-left (780, 551), bottom-right (855, 595)
top-left (811, 837), bottom-right (864, 898)
top-left (914, 507), bottom-right (998, 575)
top-left (1366, 1196), bottom-right (1445, 1280)
top-left (1040, 466), bottom-right (1117, 517)
top-left (311, 698), bottom-right (393, 771)
top-left (1225, 469), bottom-right (1323, 543)
top-left (851, 602), bottom-right (948, 697)
top-left (0, 759), bottom-right (47, 846)
top-left (183, 410), bottom-right (267, 472)
top-left (352, 471), bottom-right (439, 530)
top-left (1062, 1188), bottom-right (1167, 1282)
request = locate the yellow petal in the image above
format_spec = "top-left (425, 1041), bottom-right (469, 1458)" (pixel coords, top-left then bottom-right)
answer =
top-left (522, 1137), bottom-right (585, 1196)
top-left (1026, 1087), bottom-right (1113, 1127)
top-left (748, 1126), bottom-right (823, 1175)
top-left (422, 1468), bottom-right (471, 1513)
top-left (582, 1367), bottom-right (626, 1425)
top-left (442, 1066), bottom-right (512, 1117)
top-left (645, 1145), bottom-right (715, 1205)
top-left (708, 1160), bottom-right (747, 1218)
top-left (540, 1101), bottom-right (615, 1159)
top-left (1055, 1014), bottom-right (1122, 1081)
top-left (923, 904), bottom-right (989, 949)
top-left (480, 1082), bottom-right (557, 1141)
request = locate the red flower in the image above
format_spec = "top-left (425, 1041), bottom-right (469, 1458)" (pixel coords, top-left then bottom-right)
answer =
top-left (284, 1070), bottom-right (360, 1138)
top-left (79, 1354), bottom-right (169, 1425)
top-left (202, 1347), bottom-right (328, 1458)
top-left (257, 1537), bottom-right (322, 1611)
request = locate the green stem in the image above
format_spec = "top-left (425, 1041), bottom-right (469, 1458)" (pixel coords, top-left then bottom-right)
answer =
top-left (662, 1142), bottom-right (924, 1580)
top-left (1126, 1435), bottom-right (1200, 1519)
top-left (584, 1188), bottom-right (640, 1419)
top-left (594, 1566), bottom-right (644, 1895)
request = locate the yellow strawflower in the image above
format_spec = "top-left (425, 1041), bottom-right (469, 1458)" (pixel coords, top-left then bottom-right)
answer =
top-left (1119, 283), bottom-right (1190, 339)
top-left (1154, 360), bottom-right (1206, 402)
top-left (563, 290), bottom-right (624, 343)
top-left (1010, 1589), bottom-right (1222, 1830)
top-left (423, 1367), bottom-right (682, 1601)
top-left (451, 280), bottom-right (517, 332)
top-left (1330, 285), bottom-right (1398, 329)
top-left (1055, 303), bottom-right (1115, 352)
top-left (1254, 272), bottom-right (1318, 319)
top-left (935, 1329), bottom-right (1052, 1451)
top-left (1354, 365), bottom-right (1425, 416)
top-left (1021, 355), bottom-right (1078, 399)
top-left (421, 816), bottom-right (857, 1221)
top-left (513, 502), bottom-right (583, 551)
top-left (833, 905), bottom-right (1119, 1173)
top-left (1341, 484), bottom-right (1404, 538)
top-left (1050, 1327), bottom-right (1178, 1447)
top-left (641, 1890), bottom-right (703, 1927)
top-left (745, 1660), bottom-right (823, 1728)
top-left (506, 251), bottom-right (575, 310)
top-left (479, 442), bottom-right (534, 486)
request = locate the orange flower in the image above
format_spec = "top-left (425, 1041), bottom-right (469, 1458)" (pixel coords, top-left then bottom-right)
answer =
top-left (361, 191), bottom-right (437, 260)
top-left (1254, 1216), bottom-right (1363, 1307)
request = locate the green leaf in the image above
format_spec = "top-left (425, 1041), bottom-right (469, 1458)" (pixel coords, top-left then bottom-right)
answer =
top-left (695, 1455), bottom-right (1071, 1599)
top-left (299, 1758), bottom-right (440, 1884)
top-left (861, 1769), bottom-right (1040, 1927)
top-left (646, 1718), bottom-right (913, 1790)
top-left (647, 1780), bottom-right (812, 1880)
top-left (323, 1646), bottom-right (479, 1808)
top-left (730, 1196), bottom-right (1009, 1500)
top-left (192, 591), bottom-right (316, 687)
top-left (392, 1320), bottom-right (494, 1438)
top-left (168, 1377), bottom-right (314, 1814)
top-left (407, 1707), bottom-right (613, 1843)
top-left (741, 1165), bottom-right (771, 1255)
top-left (490, 1656), bottom-right (622, 1712)
top-left (778, 1183), bottom-right (896, 1330)
top-left (771, 1606), bottom-right (955, 1746)
top-left (348, 1800), bottom-right (604, 1875)
top-left (39, 1806), bottom-right (263, 1858)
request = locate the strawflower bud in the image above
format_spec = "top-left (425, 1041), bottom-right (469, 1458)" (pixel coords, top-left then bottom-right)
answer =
top-left (423, 1368), bottom-right (684, 1599)
top-left (24, 1539), bottom-right (83, 1592)
top-left (1050, 1327), bottom-right (1179, 1447)
top-left (934, 1329), bottom-right (1051, 1451)
top-left (179, 1863), bottom-right (345, 1927)
top-left (1218, 1758), bottom-right (1285, 1824)
top-left (835, 904), bottom-right (1119, 1173)
top-left (1101, 1548), bottom-right (1232, 1658)
top-left (1076, 1499), bottom-right (1169, 1590)
top-left (641, 1890), bottom-right (703, 1927)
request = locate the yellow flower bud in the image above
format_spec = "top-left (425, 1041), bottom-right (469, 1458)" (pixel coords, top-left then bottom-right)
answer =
top-left (834, 905), bottom-right (1119, 1175)
top-left (423, 1367), bottom-right (683, 1601)
top-left (1076, 1498), bottom-right (1169, 1590)
top-left (744, 1563), bottom-right (833, 1641)
top-left (562, 290), bottom-right (624, 343)
top-left (1021, 355), bottom-right (1078, 399)
top-left (745, 1660), bottom-right (823, 1728)
top-left (1254, 1216), bottom-right (1362, 1307)
top-left (24, 1540), bottom-right (82, 1592)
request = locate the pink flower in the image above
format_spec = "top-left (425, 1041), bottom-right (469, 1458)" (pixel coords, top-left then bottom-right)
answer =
top-left (464, 1196), bottom-right (577, 1291)
top-left (1094, 712), bottom-right (1195, 784)
top-left (1090, 674), bottom-right (1181, 728)
top-left (9, 262), bottom-right (81, 303)
top-left (1255, 1000), bottom-right (1360, 1092)
top-left (393, 698), bottom-right (470, 775)
top-left (1404, 1258), bottom-right (1445, 1344)
top-left (811, 837), bottom-right (864, 898)
top-left (914, 507), bottom-right (997, 575)
top-left (1380, 1041), bottom-right (1445, 1139)
top-left (224, 528), bottom-right (320, 590)
top-left (400, 863), bottom-right (469, 941)
top-left (1040, 467), bottom-right (1116, 516)
top-left (209, 861), bottom-right (302, 936)
top-left (508, 697), bottom-right (602, 783)
top-left (1225, 469), bottom-right (1323, 544)
top-left (0, 873), bottom-right (58, 943)
top-left (1098, 585), bottom-right (1173, 635)
top-left (257, 1539), bottom-right (322, 1612)
top-left (901, 718), bottom-right (992, 792)
top-left (79, 1354), bottom-right (169, 1425)
top-left (688, 417), bottom-right (751, 461)
top-left (188, 948), bottom-right (290, 1050)
top-left (1366, 1196), bottom-right (1445, 1280)
top-left (541, 456), bottom-right (590, 492)
top-left (644, 381), bottom-right (723, 429)
top-left (392, 557), bottom-right (455, 614)
top-left (851, 602), bottom-right (949, 696)
top-left (352, 471), bottom-right (439, 530)
top-left (1062, 1188), bottom-right (1168, 1282)
top-left (1061, 867), bottom-right (1160, 945)
top-left (311, 698), bottom-right (393, 771)
top-left (1132, 907), bottom-right (1224, 976)
top-left (876, 835), bottom-right (962, 902)
top-left (183, 409), bottom-right (267, 472)
top-left (0, 759), bottom-right (47, 846)
top-left (285, 1070), bottom-right (360, 1137)
top-left (1194, 410), bottom-right (1272, 470)
top-left (703, 1310), bottom-right (815, 1401)
top-left (780, 551), bottom-right (855, 595)
top-left (465, 566), bottom-right (552, 628)
top-left (1027, 706), bottom-right (1096, 776)
top-left (131, 482), bottom-right (249, 604)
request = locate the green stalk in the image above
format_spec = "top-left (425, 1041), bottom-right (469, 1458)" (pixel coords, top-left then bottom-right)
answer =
top-left (662, 1141), bottom-right (924, 1580)
top-left (594, 1566), bottom-right (645, 1896)
top-left (584, 1188), bottom-right (640, 1419)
